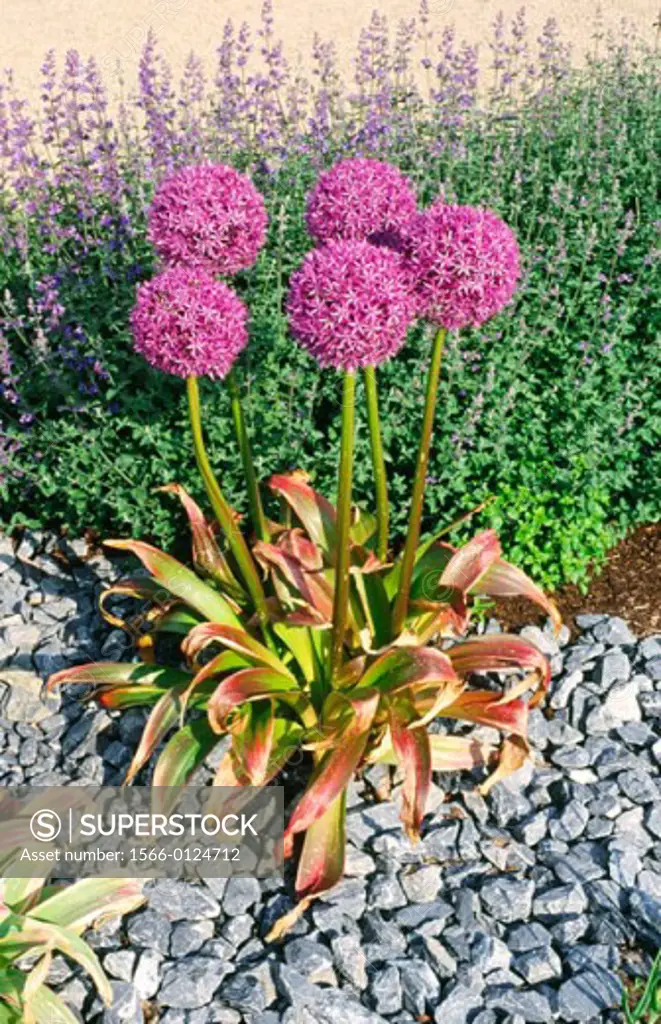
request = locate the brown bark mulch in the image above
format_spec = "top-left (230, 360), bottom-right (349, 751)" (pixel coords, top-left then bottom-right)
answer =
top-left (493, 522), bottom-right (661, 639)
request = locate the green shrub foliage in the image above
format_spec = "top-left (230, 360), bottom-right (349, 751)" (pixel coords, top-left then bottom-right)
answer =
top-left (0, 9), bottom-right (659, 589)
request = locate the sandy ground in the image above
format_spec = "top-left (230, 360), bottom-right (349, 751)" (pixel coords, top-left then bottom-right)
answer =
top-left (3, 0), bottom-right (659, 102)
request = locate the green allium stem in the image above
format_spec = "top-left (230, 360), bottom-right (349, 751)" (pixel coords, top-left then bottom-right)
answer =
top-left (226, 367), bottom-right (268, 541)
top-left (364, 366), bottom-right (389, 562)
top-left (330, 371), bottom-right (356, 682)
top-left (186, 376), bottom-right (268, 627)
top-left (392, 327), bottom-right (446, 636)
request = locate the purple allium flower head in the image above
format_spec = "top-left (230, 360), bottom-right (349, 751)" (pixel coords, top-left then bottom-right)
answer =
top-left (287, 240), bottom-right (417, 371)
top-left (148, 164), bottom-right (268, 276)
top-left (305, 158), bottom-right (418, 248)
top-left (131, 266), bottom-right (248, 379)
top-left (404, 202), bottom-right (521, 329)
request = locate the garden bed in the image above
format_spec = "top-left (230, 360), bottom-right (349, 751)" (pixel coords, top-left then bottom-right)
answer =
top-left (1, 9), bottom-right (660, 596)
top-left (493, 522), bottom-right (661, 639)
top-left (1, 7), bottom-right (660, 1022)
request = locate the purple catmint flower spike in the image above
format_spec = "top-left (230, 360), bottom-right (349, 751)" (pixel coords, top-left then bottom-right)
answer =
top-left (131, 266), bottom-right (248, 379)
top-left (404, 202), bottom-right (521, 329)
top-left (287, 240), bottom-right (417, 372)
top-left (138, 31), bottom-right (176, 173)
top-left (148, 163), bottom-right (268, 276)
top-left (305, 157), bottom-right (417, 247)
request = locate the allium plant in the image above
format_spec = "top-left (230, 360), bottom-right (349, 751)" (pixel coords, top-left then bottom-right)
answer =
top-left (392, 201), bottom-right (522, 634)
top-left (404, 202), bottom-right (521, 330)
top-left (148, 163), bottom-right (269, 276)
top-left (50, 158), bottom-right (559, 937)
top-left (131, 266), bottom-right (249, 379)
top-left (287, 240), bottom-right (417, 370)
top-left (305, 157), bottom-right (418, 247)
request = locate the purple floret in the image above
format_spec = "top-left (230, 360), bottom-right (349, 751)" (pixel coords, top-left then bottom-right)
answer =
top-left (131, 266), bottom-right (248, 379)
top-left (148, 163), bottom-right (268, 276)
top-left (287, 240), bottom-right (417, 371)
top-left (405, 202), bottom-right (521, 329)
top-left (306, 158), bottom-right (418, 247)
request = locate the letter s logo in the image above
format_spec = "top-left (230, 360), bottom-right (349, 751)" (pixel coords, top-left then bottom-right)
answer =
top-left (29, 810), bottom-right (62, 842)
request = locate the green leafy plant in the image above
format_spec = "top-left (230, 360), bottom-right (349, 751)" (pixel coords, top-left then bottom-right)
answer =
top-left (0, 863), bottom-right (144, 1023)
top-left (49, 156), bottom-right (561, 935)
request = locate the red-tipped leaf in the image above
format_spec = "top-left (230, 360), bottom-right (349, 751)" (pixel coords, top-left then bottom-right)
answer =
top-left (207, 667), bottom-right (307, 734)
top-left (368, 732), bottom-right (496, 772)
top-left (295, 790), bottom-right (346, 898)
top-left (254, 540), bottom-right (334, 623)
top-left (178, 648), bottom-right (254, 719)
top-left (389, 697), bottom-right (432, 841)
top-left (124, 682), bottom-right (189, 785)
top-left (359, 645), bottom-right (462, 698)
top-left (232, 700), bottom-right (275, 784)
top-left (442, 689), bottom-right (529, 737)
top-left (439, 530), bottom-right (502, 593)
top-left (182, 623), bottom-right (292, 676)
top-left (222, 718), bottom-right (302, 790)
top-left (470, 558), bottom-right (562, 635)
top-left (97, 685), bottom-right (171, 709)
top-left (283, 691), bottom-right (379, 857)
top-left (266, 792), bottom-right (346, 941)
top-left (47, 661), bottom-right (190, 694)
top-left (104, 540), bottom-right (242, 627)
top-left (152, 719), bottom-right (220, 792)
top-left (447, 633), bottom-right (551, 705)
top-left (157, 483), bottom-right (245, 598)
top-left (268, 471), bottom-right (337, 556)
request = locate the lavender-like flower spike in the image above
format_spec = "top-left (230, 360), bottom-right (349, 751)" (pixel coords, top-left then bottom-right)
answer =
top-left (131, 266), bottom-right (248, 379)
top-left (305, 158), bottom-right (418, 247)
top-left (148, 163), bottom-right (268, 276)
top-left (405, 203), bottom-right (521, 329)
top-left (287, 240), bottom-right (417, 371)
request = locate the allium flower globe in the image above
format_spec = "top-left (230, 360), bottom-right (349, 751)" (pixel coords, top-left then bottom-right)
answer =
top-left (148, 164), bottom-right (268, 276)
top-left (287, 240), bottom-right (417, 371)
top-left (306, 158), bottom-right (418, 248)
top-left (405, 203), bottom-right (521, 329)
top-left (131, 266), bottom-right (248, 379)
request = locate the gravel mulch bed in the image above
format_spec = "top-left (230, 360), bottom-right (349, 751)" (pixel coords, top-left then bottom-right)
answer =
top-left (1, 532), bottom-right (661, 1024)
